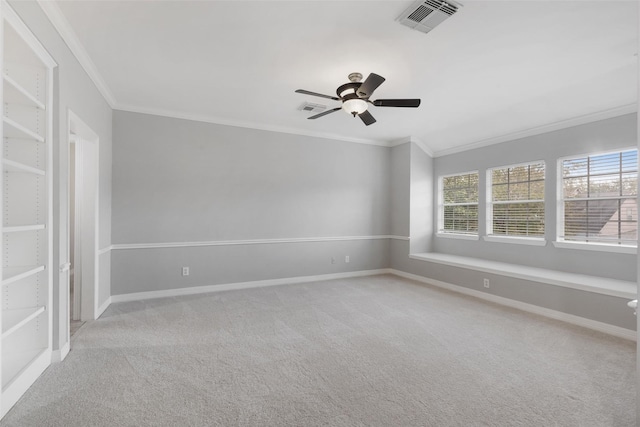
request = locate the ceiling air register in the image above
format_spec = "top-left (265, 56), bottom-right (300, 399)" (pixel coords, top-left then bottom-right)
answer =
top-left (398, 0), bottom-right (462, 34)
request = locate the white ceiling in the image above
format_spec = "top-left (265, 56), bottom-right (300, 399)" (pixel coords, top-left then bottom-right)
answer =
top-left (50, 0), bottom-right (638, 155)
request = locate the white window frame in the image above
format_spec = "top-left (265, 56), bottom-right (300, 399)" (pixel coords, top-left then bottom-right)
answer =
top-left (437, 170), bottom-right (479, 240)
top-left (555, 147), bottom-right (638, 254)
top-left (485, 160), bottom-right (546, 245)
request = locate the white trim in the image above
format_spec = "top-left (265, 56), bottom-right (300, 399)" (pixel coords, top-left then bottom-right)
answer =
top-left (556, 147), bottom-right (638, 251)
top-left (408, 252), bottom-right (636, 299)
top-left (110, 269), bottom-right (391, 303)
top-left (389, 136), bottom-right (413, 148)
top-left (96, 296), bottom-right (111, 319)
top-left (412, 137), bottom-right (434, 158)
top-left (2, 1), bottom-right (56, 67)
top-left (486, 160), bottom-right (546, 238)
top-left (438, 170), bottom-right (479, 236)
top-left (98, 245), bottom-right (112, 256)
top-left (432, 104), bottom-right (638, 158)
top-left (553, 240), bottom-right (637, 255)
top-left (68, 110), bottom-right (100, 323)
top-left (111, 235), bottom-right (404, 250)
top-left (51, 341), bottom-right (70, 363)
top-left (389, 136), bottom-right (434, 157)
top-left (556, 146), bottom-right (638, 164)
top-left (37, 0), bottom-right (116, 107)
top-left (483, 235), bottom-right (547, 246)
top-left (31, 0), bottom-right (639, 156)
top-left (487, 158), bottom-right (546, 172)
top-left (389, 269), bottom-right (636, 342)
top-left (436, 232), bottom-right (479, 241)
top-left (116, 105), bottom-right (390, 148)
top-left (389, 235), bottom-right (410, 241)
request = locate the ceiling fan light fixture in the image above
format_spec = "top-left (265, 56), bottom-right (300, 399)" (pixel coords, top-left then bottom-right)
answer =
top-left (339, 88), bottom-right (355, 97)
top-left (342, 98), bottom-right (368, 116)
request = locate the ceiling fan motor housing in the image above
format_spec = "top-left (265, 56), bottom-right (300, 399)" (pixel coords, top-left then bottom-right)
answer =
top-left (337, 82), bottom-right (363, 99)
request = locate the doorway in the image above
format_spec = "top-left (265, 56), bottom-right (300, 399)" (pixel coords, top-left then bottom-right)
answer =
top-left (67, 111), bottom-right (99, 337)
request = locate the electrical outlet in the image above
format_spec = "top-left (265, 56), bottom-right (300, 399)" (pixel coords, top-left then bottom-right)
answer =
top-left (331, 257), bottom-right (336, 264)
top-left (182, 267), bottom-right (190, 276)
top-left (345, 255), bottom-right (350, 263)
top-left (483, 278), bottom-right (490, 288)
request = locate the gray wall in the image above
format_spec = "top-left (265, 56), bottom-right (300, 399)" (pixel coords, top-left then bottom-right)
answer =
top-left (391, 113), bottom-right (638, 330)
top-left (410, 143), bottom-right (433, 254)
top-left (111, 111), bottom-right (391, 295)
top-left (389, 143), bottom-right (410, 237)
top-left (10, 1), bottom-right (113, 351)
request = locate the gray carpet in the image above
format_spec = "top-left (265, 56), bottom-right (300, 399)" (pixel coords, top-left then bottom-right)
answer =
top-left (1, 274), bottom-right (635, 426)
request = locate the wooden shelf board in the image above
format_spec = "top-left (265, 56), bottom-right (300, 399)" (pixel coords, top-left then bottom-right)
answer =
top-left (2, 117), bottom-right (44, 142)
top-left (2, 158), bottom-right (45, 175)
top-left (1, 306), bottom-right (45, 339)
top-left (2, 265), bottom-right (45, 286)
top-left (2, 224), bottom-right (45, 233)
top-left (3, 74), bottom-right (45, 110)
top-left (2, 347), bottom-right (48, 393)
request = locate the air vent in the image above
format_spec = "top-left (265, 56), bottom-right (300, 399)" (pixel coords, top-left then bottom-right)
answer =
top-left (298, 102), bottom-right (327, 113)
top-left (398, 0), bottom-right (461, 34)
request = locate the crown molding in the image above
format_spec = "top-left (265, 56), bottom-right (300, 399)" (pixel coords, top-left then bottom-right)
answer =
top-left (432, 103), bottom-right (638, 158)
top-left (389, 136), bottom-right (435, 157)
top-left (411, 137), bottom-right (435, 157)
top-left (115, 103), bottom-right (393, 147)
top-left (34, 0), bottom-right (636, 155)
top-left (37, 0), bottom-right (117, 108)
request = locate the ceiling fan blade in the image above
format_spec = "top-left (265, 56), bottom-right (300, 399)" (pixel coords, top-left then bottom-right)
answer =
top-left (307, 107), bottom-right (342, 120)
top-left (358, 110), bottom-right (376, 126)
top-left (356, 73), bottom-right (385, 98)
top-left (295, 89), bottom-right (340, 101)
top-left (372, 99), bottom-right (421, 108)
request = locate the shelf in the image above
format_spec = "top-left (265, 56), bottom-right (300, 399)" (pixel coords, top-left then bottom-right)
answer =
top-left (2, 347), bottom-right (48, 392)
top-left (2, 224), bottom-right (45, 233)
top-left (1, 306), bottom-right (45, 339)
top-left (2, 159), bottom-right (45, 175)
top-left (2, 117), bottom-right (44, 142)
top-left (3, 73), bottom-right (45, 110)
top-left (2, 265), bottom-right (45, 286)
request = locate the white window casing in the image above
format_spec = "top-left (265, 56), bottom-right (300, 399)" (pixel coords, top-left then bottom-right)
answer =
top-left (487, 161), bottom-right (545, 241)
top-left (438, 171), bottom-right (479, 237)
top-left (557, 148), bottom-right (637, 249)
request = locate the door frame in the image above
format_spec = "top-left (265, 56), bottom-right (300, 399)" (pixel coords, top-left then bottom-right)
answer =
top-left (67, 110), bottom-right (100, 325)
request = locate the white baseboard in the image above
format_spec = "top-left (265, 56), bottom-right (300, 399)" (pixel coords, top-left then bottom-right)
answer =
top-left (110, 269), bottom-right (391, 304)
top-left (96, 296), bottom-right (112, 319)
top-left (104, 267), bottom-right (635, 341)
top-left (51, 341), bottom-right (70, 363)
top-left (389, 269), bottom-right (637, 342)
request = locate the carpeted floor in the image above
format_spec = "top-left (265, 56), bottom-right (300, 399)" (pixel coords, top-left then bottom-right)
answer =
top-left (1, 274), bottom-right (636, 426)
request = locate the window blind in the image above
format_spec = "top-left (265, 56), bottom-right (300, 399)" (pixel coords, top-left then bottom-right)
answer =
top-left (561, 150), bottom-right (637, 245)
top-left (441, 172), bottom-right (479, 235)
top-left (488, 162), bottom-right (545, 237)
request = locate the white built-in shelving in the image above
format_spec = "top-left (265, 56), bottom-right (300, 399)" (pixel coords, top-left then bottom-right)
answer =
top-left (0, 1), bottom-right (55, 419)
top-left (2, 307), bottom-right (45, 339)
top-left (2, 266), bottom-right (46, 287)
top-left (2, 158), bottom-right (44, 175)
top-left (3, 73), bottom-right (45, 110)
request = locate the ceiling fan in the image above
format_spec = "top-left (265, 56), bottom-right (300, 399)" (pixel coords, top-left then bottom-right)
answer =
top-left (295, 72), bottom-right (421, 126)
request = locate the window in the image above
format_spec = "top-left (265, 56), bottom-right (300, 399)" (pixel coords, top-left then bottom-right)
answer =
top-left (439, 171), bottom-right (479, 236)
top-left (559, 149), bottom-right (637, 247)
top-left (487, 162), bottom-right (545, 238)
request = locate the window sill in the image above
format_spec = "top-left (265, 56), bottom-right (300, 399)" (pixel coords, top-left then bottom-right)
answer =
top-left (408, 252), bottom-right (636, 299)
top-left (553, 241), bottom-right (637, 255)
top-left (436, 232), bottom-right (479, 241)
top-left (483, 235), bottom-right (546, 246)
